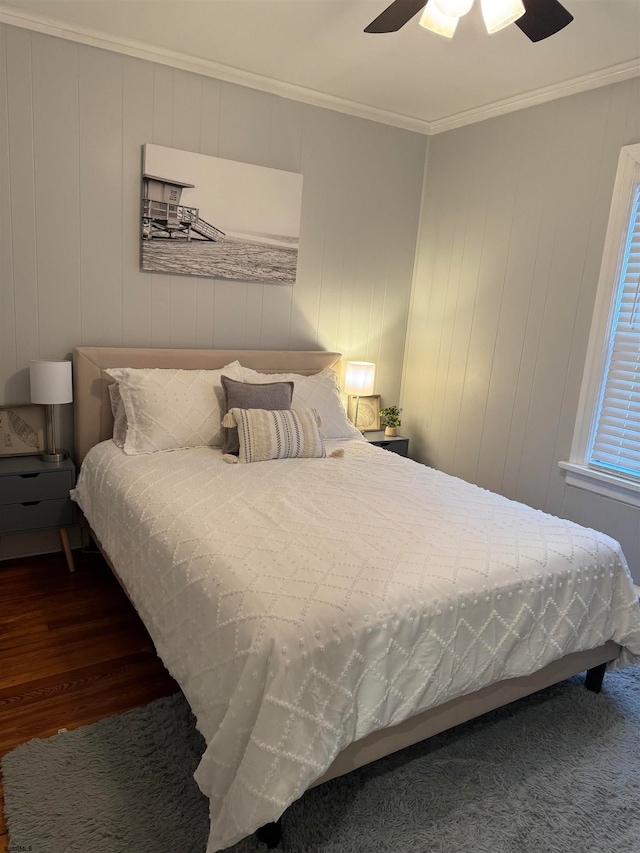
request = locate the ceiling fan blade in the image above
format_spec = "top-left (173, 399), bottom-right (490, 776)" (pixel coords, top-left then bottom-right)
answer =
top-left (364, 0), bottom-right (428, 33)
top-left (515, 0), bottom-right (573, 42)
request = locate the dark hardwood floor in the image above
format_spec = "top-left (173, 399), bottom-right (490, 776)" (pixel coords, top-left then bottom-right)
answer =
top-left (0, 548), bottom-right (179, 845)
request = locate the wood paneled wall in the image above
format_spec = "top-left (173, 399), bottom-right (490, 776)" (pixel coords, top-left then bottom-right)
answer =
top-left (2, 24), bottom-right (637, 580)
top-left (0, 24), bottom-right (425, 405)
top-left (402, 79), bottom-right (640, 582)
top-left (0, 23), bottom-right (425, 558)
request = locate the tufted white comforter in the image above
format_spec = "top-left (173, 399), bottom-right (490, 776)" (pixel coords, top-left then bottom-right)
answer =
top-left (73, 440), bottom-right (640, 852)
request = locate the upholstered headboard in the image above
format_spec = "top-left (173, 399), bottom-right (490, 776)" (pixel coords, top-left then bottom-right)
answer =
top-left (73, 347), bottom-right (342, 465)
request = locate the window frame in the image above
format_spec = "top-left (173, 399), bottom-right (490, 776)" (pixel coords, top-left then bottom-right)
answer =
top-left (559, 144), bottom-right (640, 509)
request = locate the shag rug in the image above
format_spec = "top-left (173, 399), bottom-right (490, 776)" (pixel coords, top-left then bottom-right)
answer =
top-left (3, 667), bottom-right (640, 853)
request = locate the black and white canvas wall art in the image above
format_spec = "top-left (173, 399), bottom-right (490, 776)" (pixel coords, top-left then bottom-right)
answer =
top-left (141, 144), bottom-right (303, 285)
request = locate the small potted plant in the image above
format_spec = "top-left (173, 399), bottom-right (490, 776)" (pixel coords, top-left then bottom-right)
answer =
top-left (380, 405), bottom-right (402, 437)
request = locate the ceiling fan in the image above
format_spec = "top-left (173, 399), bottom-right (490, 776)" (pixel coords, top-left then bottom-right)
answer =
top-left (364, 0), bottom-right (574, 42)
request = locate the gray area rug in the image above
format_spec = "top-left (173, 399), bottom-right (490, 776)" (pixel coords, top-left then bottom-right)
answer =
top-left (3, 666), bottom-right (640, 853)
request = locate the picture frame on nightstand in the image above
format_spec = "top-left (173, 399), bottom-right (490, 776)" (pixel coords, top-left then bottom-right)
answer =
top-left (347, 394), bottom-right (381, 432)
top-left (0, 404), bottom-right (46, 457)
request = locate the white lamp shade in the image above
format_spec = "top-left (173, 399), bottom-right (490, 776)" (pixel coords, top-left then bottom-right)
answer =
top-left (344, 361), bottom-right (375, 396)
top-left (419, 2), bottom-right (459, 37)
top-left (481, 0), bottom-right (525, 33)
top-left (30, 360), bottom-right (73, 405)
top-left (432, 0), bottom-right (474, 19)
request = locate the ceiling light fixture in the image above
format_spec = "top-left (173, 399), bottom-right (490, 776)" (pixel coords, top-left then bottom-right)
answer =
top-left (481, 0), bottom-right (526, 33)
top-left (418, 2), bottom-right (459, 38)
top-left (433, 0), bottom-right (474, 18)
top-left (365, 0), bottom-right (573, 42)
top-left (420, 0), bottom-right (526, 39)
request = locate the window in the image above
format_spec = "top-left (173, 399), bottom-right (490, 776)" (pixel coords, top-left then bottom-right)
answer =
top-left (560, 144), bottom-right (640, 508)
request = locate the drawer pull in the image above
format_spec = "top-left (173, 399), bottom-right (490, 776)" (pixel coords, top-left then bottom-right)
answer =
top-left (19, 473), bottom-right (40, 479)
top-left (21, 500), bottom-right (42, 506)
top-left (379, 442), bottom-right (390, 447)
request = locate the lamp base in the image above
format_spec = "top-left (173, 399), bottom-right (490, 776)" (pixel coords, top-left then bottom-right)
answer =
top-left (40, 450), bottom-right (68, 463)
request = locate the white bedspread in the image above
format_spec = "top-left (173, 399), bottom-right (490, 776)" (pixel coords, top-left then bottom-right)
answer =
top-left (72, 440), bottom-right (640, 852)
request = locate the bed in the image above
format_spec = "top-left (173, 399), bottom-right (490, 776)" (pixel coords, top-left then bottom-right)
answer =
top-left (71, 346), bottom-right (640, 853)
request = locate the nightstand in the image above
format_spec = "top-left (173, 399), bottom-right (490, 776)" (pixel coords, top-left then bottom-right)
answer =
top-left (0, 456), bottom-right (77, 572)
top-left (365, 431), bottom-right (409, 457)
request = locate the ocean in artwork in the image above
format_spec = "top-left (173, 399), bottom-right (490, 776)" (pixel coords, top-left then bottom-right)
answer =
top-left (141, 233), bottom-right (298, 284)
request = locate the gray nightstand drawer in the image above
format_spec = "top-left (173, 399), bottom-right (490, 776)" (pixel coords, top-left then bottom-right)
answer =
top-left (373, 439), bottom-right (408, 456)
top-left (0, 470), bottom-right (74, 506)
top-left (0, 498), bottom-right (74, 534)
top-left (365, 432), bottom-right (409, 457)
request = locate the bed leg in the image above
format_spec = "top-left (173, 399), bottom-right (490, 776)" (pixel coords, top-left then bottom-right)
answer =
top-left (256, 818), bottom-right (282, 848)
top-left (584, 662), bottom-right (607, 693)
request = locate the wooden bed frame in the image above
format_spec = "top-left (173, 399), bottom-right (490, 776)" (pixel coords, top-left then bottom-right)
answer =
top-left (72, 345), bottom-right (619, 846)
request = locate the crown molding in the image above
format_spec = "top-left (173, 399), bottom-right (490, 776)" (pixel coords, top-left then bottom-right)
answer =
top-left (1, 3), bottom-right (639, 138)
top-left (0, 4), bottom-right (433, 135)
top-left (429, 58), bottom-right (640, 134)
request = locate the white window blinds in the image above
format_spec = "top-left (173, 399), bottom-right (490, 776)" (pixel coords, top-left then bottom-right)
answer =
top-left (589, 181), bottom-right (640, 481)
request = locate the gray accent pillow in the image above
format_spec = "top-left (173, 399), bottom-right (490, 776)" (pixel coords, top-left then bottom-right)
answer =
top-left (221, 375), bottom-right (293, 455)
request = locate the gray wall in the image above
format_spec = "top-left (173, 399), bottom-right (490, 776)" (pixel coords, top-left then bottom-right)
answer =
top-left (2, 23), bottom-right (638, 579)
top-left (0, 24), bottom-right (426, 558)
top-left (402, 79), bottom-right (640, 582)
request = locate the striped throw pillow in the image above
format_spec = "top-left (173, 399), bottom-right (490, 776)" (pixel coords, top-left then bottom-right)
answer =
top-left (228, 407), bottom-right (326, 463)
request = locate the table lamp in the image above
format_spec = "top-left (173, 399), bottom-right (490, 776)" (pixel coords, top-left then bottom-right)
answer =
top-left (344, 361), bottom-right (375, 431)
top-left (29, 359), bottom-right (73, 462)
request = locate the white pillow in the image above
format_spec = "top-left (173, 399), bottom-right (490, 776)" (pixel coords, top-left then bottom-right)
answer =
top-left (239, 365), bottom-right (363, 441)
top-left (105, 361), bottom-right (243, 454)
top-left (107, 382), bottom-right (127, 449)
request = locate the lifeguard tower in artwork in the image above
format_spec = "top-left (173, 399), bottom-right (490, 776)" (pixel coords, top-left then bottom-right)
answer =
top-left (142, 175), bottom-right (225, 242)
